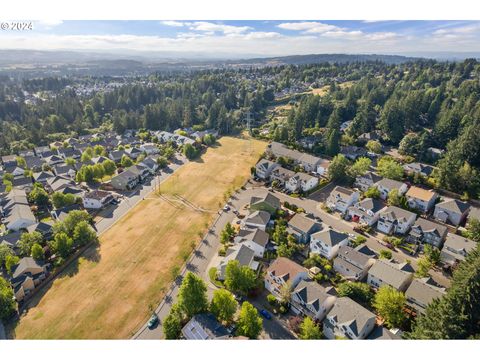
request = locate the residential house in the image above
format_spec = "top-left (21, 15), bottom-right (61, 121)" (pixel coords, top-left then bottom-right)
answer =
top-left (433, 199), bottom-right (470, 226)
top-left (1, 155), bottom-right (17, 167)
top-left (310, 229), bottom-right (349, 260)
top-left (139, 157), bottom-right (159, 174)
top-left (33, 171), bottom-right (55, 185)
top-left (181, 313), bottom-right (230, 340)
top-left (217, 244), bottom-right (258, 280)
top-left (408, 218), bottom-right (448, 248)
top-left (326, 186), bottom-right (360, 214)
top-left (0, 232), bottom-right (22, 251)
top-left (111, 170), bottom-right (139, 191)
top-left (12, 176), bottom-right (33, 191)
top-left (287, 214), bottom-right (322, 244)
top-left (323, 297), bottom-right (376, 340)
top-left (340, 146), bottom-right (367, 161)
top-left (375, 178), bottom-right (408, 200)
top-left (440, 233), bottom-right (477, 265)
top-left (125, 147), bottom-right (143, 160)
top-left (0, 188), bottom-right (36, 231)
top-left (242, 210), bottom-right (271, 231)
top-left (316, 158), bottom-right (331, 177)
top-left (83, 190), bottom-right (114, 209)
top-left (140, 143), bottom-right (160, 155)
top-left (354, 171), bottom-right (383, 192)
top-left (91, 156), bottom-right (109, 165)
top-left (333, 245), bottom-right (376, 281)
top-left (53, 164), bottom-right (76, 179)
top-left (45, 154), bottom-right (64, 166)
top-left (51, 204), bottom-right (83, 221)
top-left (46, 176), bottom-right (76, 193)
top-left (285, 172), bottom-right (318, 193)
top-left (297, 153), bottom-right (322, 172)
top-left (249, 193), bottom-right (281, 214)
top-left (26, 222), bottom-right (53, 239)
top-left (10, 257), bottom-right (48, 301)
top-left (270, 166), bottom-right (295, 186)
top-left (24, 155), bottom-right (45, 171)
top-left (377, 206), bottom-right (416, 235)
top-left (403, 162), bottom-right (435, 177)
top-left (367, 259), bottom-right (414, 292)
top-left (128, 164), bottom-right (150, 181)
top-left (264, 257), bottom-right (308, 298)
top-left (347, 198), bottom-right (386, 226)
top-left (109, 150), bottom-right (127, 164)
top-left (291, 280), bottom-right (337, 320)
top-left (255, 159), bottom-right (279, 180)
top-left (468, 207), bottom-right (480, 224)
top-left (234, 228), bottom-right (269, 258)
top-left (405, 278), bottom-right (446, 315)
top-left (405, 186), bottom-right (438, 213)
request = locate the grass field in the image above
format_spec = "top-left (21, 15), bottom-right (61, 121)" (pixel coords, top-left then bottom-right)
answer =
top-left (13, 135), bottom-right (266, 339)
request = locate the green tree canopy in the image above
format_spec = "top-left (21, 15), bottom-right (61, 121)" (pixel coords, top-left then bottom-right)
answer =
top-left (177, 272), bottom-right (209, 318)
top-left (0, 277), bottom-right (16, 321)
top-left (163, 303), bottom-right (183, 339)
top-left (299, 317), bottom-right (323, 339)
top-left (236, 301), bottom-right (263, 339)
top-left (209, 289), bottom-right (238, 324)
top-left (224, 260), bottom-right (257, 296)
top-left (377, 156), bottom-right (404, 180)
top-left (373, 286), bottom-right (407, 328)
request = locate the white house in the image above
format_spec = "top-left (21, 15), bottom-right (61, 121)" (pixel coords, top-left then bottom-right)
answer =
top-left (255, 159), bottom-right (278, 180)
top-left (285, 172), bottom-right (319, 193)
top-left (347, 198), bottom-right (386, 226)
top-left (310, 229), bottom-right (349, 260)
top-left (82, 190), bottom-right (114, 209)
top-left (326, 186), bottom-right (360, 214)
top-left (433, 199), bottom-right (470, 226)
top-left (234, 228), bottom-right (269, 258)
top-left (333, 245), bottom-right (376, 281)
top-left (242, 210), bottom-right (271, 231)
top-left (354, 172), bottom-right (382, 192)
top-left (405, 186), bottom-right (438, 213)
top-left (1, 189), bottom-right (36, 231)
top-left (323, 297), bottom-right (376, 340)
top-left (440, 233), bottom-right (477, 265)
top-left (377, 206), bottom-right (416, 235)
top-left (291, 280), bottom-right (337, 320)
top-left (264, 257), bottom-right (308, 298)
top-left (316, 158), bottom-right (331, 177)
top-left (375, 178), bottom-right (408, 200)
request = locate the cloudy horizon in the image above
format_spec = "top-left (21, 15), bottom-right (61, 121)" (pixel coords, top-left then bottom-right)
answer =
top-left (1, 20), bottom-right (480, 58)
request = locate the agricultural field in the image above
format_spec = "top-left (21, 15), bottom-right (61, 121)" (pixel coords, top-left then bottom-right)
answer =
top-left (12, 135), bottom-right (266, 339)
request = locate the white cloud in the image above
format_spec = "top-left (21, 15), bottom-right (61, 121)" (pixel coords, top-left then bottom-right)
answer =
top-left (35, 20), bottom-right (63, 29)
top-left (277, 21), bottom-right (339, 33)
top-left (161, 20), bottom-right (186, 27)
top-left (188, 21), bottom-right (252, 35)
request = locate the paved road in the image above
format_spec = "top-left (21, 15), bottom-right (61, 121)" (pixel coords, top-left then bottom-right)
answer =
top-left (94, 155), bottom-right (186, 235)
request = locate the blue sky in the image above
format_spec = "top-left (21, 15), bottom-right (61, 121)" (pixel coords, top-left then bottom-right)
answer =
top-left (2, 20), bottom-right (480, 57)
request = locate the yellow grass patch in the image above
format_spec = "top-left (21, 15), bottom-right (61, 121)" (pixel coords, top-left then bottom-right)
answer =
top-left (13, 135), bottom-right (266, 339)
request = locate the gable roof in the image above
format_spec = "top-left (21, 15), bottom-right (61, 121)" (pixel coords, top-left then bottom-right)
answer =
top-left (379, 206), bottom-right (416, 222)
top-left (411, 218), bottom-right (447, 238)
top-left (250, 192), bottom-right (281, 210)
top-left (244, 210), bottom-right (270, 226)
top-left (368, 259), bottom-right (413, 289)
top-left (235, 228), bottom-right (269, 247)
top-left (311, 229), bottom-right (348, 247)
top-left (267, 257), bottom-right (307, 282)
top-left (288, 213), bottom-right (321, 234)
top-left (436, 199), bottom-right (470, 215)
top-left (11, 257), bottom-right (45, 279)
top-left (181, 313), bottom-right (230, 340)
top-left (406, 186), bottom-right (437, 202)
top-left (405, 278), bottom-right (445, 312)
top-left (327, 297), bottom-right (375, 338)
top-left (292, 280), bottom-right (336, 313)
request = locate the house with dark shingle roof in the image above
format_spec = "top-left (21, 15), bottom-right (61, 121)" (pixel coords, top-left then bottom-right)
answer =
top-left (440, 233), bottom-right (477, 265)
top-left (377, 206), bottom-right (416, 235)
top-left (375, 178), bottom-right (408, 200)
top-left (323, 297), bottom-right (376, 340)
top-left (403, 162), bottom-right (435, 177)
top-left (433, 198), bottom-right (470, 226)
top-left (354, 171), bottom-right (383, 192)
top-left (255, 159), bottom-right (279, 180)
top-left (310, 229), bottom-right (349, 260)
top-left (249, 192), bottom-right (281, 214)
top-left (367, 326), bottom-right (402, 340)
top-left (242, 210), bottom-right (271, 231)
top-left (234, 228), bottom-right (269, 257)
top-left (217, 244), bottom-right (258, 280)
top-left (10, 257), bottom-right (48, 302)
top-left (408, 218), bottom-right (448, 248)
top-left (347, 197), bottom-right (386, 226)
top-left (181, 313), bottom-right (230, 340)
top-left (291, 280), bottom-right (337, 320)
top-left (334, 245), bottom-right (376, 281)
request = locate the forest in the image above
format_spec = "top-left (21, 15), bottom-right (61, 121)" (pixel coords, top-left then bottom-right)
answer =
top-left (1, 59), bottom-right (480, 197)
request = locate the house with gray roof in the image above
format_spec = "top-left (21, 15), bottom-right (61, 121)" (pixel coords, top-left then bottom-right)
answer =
top-left (348, 197), bottom-right (386, 226)
top-left (367, 259), bottom-right (414, 292)
top-left (377, 206), bottom-right (416, 235)
top-left (334, 245), bottom-right (376, 281)
top-left (323, 297), bottom-right (376, 339)
top-left (234, 228), bottom-right (269, 258)
top-left (24, 155), bottom-right (45, 171)
top-left (310, 229), bottom-right (349, 260)
top-left (468, 207), bottom-right (480, 223)
top-left (255, 159), bottom-right (279, 180)
top-left (408, 218), bottom-right (448, 248)
top-left (0, 231), bottom-right (22, 250)
top-left (270, 166), bottom-right (295, 186)
top-left (10, 257), bottom-right (48, 302)
top-left (0, 188), bottom-right (36, 231)
top-left (242, 210), bottom-right (271, 231)
top-left (287, 213), bottom-right (322, 244)
top-left (367, 326), bottom-right (402, 340)
top-left (433, 199), bottom-right (470, 226)
top-left (181, 313), bottom-right (230, 340)
top-left (440, 233), bottom-right (477, 265)
top-left (249, 193), bottom-right (281, 214)
top-left (375, 178), bottom-right (408, 200)
top-left (326, 186), bottom-right (360, 214)
top-left (217, 244), bottom-right (258, 280)
top-left (111, 169), bottom-right (139, 191)
top-left (291, 280), bottom-right (337, 320)
top-left (354, 171), bottom-right (383, 192)
top-left (405, 277), bottom-right (446, 315)
top-left (33, 171), bottom-right (55, 184)
top-left (285, 172), bottom-right (319, 193)
top-left (340, 145), bottom-right (367, 161)
top-left (403, 162), bottom-right (435, 177)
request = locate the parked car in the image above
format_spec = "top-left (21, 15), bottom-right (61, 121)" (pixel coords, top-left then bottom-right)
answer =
top-left (147, 313), bottom-right (159, 329)
top-left (223, 205), bottom-right (230, 211)
top-left (260, 309), bottom-right (272, 320)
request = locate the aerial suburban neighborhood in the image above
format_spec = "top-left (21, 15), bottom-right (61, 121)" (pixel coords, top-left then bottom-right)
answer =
top-left (1, 15), bottom-right (480, 352)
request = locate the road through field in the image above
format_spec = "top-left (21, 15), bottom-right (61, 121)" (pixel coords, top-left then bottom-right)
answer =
top-left (12, 135), bottom-right (266, 339)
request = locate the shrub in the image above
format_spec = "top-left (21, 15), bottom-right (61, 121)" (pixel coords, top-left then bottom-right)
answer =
top-left (267, 294), bottom-right (277, 306)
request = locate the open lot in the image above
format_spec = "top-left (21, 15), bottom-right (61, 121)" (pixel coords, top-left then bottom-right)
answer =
top-left (12, 135), bottom-right (266, 339)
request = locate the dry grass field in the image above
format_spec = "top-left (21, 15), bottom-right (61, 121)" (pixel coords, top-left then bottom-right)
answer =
top-left (13, 135), bottom-right (266, 339)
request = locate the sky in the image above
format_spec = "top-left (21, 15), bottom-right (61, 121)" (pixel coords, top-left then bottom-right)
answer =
top-left (1, 20), bottom-right (480, 58)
